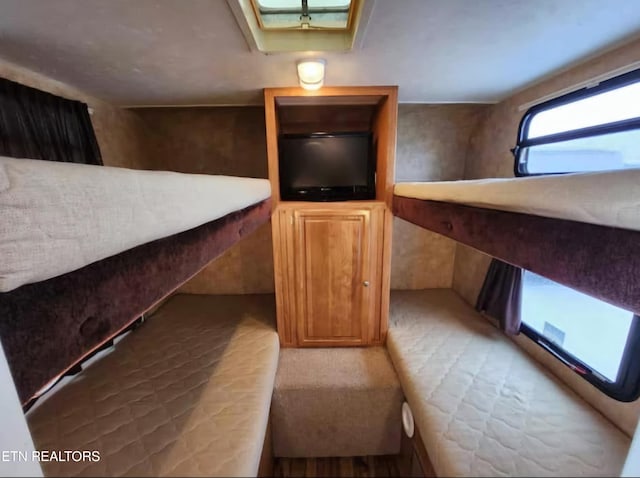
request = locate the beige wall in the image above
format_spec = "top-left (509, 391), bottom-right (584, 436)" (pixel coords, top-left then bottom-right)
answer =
top-left (133, 107), bottom-right (269, 177)
top-left (133, 106), bottom-right (274, 295)
top-left (451, 244), bottom-right (492, 306)
top-left (134, 104), bottom-right (487, 294)
top-left (0, 58), bottom-right (151, 170)
top-left (392, 104), bottom-right (486, 290)
top-left (452, 37), bottom-right (640, 437)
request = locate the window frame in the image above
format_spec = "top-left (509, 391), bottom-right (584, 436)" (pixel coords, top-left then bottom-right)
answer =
top-left (513, 68), bottom-right (640, 176)
top-left (519, 288), bottom-right (640, 402)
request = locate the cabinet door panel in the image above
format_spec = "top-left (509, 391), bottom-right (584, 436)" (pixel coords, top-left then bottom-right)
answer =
top-left (295, 210), bottom-right (370, 346)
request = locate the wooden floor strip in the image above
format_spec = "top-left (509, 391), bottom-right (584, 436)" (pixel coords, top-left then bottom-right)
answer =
top-left (273, 456), bottom-right (400, 477)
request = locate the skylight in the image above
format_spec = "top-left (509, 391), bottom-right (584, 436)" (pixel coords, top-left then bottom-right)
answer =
top-left (228, 0), bottom-right (370, 53)
top-left (252, 0), bottom-right (353, 30)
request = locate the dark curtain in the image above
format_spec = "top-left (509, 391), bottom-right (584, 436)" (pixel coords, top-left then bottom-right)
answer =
top-left (0, 77), bottom-right (102, 165)
top-left (476, 259), bottom-right (522, 335)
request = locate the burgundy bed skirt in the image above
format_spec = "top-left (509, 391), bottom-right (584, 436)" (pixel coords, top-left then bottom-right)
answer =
top-left (393, 195), bottom-right (640, 315)
top-left (0, 199), bottom-right (271, 405)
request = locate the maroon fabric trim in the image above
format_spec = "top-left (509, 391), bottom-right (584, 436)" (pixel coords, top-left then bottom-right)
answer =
top-left (0, 199), bottom-right (271, 404)
top-left (393, 195), bottom-right (640, 315)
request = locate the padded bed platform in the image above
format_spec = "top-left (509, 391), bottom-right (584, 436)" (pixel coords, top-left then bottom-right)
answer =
top-left (27, 294), bottom-right (280, 477)
top-left (0, 157), bottom-right (272, 405)
top-left (393, 171), bottom-right (640, 315)
top-left (395, 169), bottom-right (640, 231)
top-left (0, 156), bottom-right (271, 292)
top-left (387, 289), bottom-right (630, 477)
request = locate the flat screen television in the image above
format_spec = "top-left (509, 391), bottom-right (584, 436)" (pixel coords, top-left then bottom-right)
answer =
top-left (278, 132), bottom-right (375, 201)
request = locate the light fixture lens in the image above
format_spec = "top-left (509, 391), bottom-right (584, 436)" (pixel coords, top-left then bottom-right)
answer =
top-left (297, 59), bottom-right (326, 90)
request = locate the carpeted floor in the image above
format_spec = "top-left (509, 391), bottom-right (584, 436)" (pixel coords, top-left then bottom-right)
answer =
top-left (273, 456), bottom-right (400, 477)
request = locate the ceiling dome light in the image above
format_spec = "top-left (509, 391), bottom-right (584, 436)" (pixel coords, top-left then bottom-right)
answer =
top-left (297, 59), bottom-right (326, 90)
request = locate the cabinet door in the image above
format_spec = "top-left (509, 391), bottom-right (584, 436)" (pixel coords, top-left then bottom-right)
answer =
top-left (294, 209), bottom-right (373, 346)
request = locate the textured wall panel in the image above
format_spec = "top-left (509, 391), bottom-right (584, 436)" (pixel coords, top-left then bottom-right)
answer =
top-left (134, 106), bottom-right (272, 294)
top-left (391, 217), bottom-right (456, 290)
top-left (392, 104), bottom-right (486, 289)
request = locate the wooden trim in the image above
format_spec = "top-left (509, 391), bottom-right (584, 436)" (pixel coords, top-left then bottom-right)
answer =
top-left (275, 95), bottom-right (384, 106)
top-left (377, 207), bottom-right (393, 343)
top-left (271, 212), bottom-right (288, 345)
top-left (372, 90), bottom-right (398, 208)
top-left (385, 89), bottom-right (398, 206)
top-left (264, 88), bottom-right (281, 206)
top-left (273, 200), bottom-right (384, 209)
top-left (412, 426), bottom-right (437, 477)
top-left (283, 209), bottom-right (298, 345)
top-left (399, 425), bottom-right (437, 477)
top-left (272, 208), bottom-right (298, 346)
top-left (393, 195), bottom-right (640, 314)
top-left (267, 85), bottom-right (398, 101)
top-left (368, 206), bottom-right (382, 343)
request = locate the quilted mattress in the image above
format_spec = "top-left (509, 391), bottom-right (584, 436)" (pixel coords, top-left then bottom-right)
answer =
top-left (394, 168), bottom-right (640, 232)
top-left (26, 294), bottom-right (280, 477)
top-left (0, 156), bottom-right (271, 292)
top-left (387, 289), bottom-right (630, 477)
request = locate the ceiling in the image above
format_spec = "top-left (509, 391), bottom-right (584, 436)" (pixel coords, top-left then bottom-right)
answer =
top-left (1, 0), bottom-right (640, 106)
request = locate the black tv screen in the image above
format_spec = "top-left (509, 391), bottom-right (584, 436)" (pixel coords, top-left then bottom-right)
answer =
top-left (278, 132), bottom-right (375, 201)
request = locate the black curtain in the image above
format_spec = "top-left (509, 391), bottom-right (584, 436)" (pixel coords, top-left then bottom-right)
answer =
top-left (0, 77), bottom-right (102, 165)
top-left (476, 259), bottom-right (522, 335)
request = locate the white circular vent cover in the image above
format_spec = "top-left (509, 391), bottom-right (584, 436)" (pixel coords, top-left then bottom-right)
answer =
top-left (402, 401), bottom-right (414, 438)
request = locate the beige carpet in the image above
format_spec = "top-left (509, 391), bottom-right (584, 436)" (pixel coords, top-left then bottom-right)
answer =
top-left (271, 347), bottom-right (403, 458)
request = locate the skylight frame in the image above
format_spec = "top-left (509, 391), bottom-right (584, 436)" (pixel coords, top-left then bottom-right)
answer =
top-left (249, 0), bottom-right (358, 31)
top-left (227, 0), bottom-right (372, 53)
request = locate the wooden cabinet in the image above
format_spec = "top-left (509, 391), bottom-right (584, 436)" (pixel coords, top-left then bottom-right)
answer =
top-left (291, 206), bottom-right (384, 346)
top-left (296, 209), bottom-right (369, 346)
top-left (265, 86), bottom-right (397, 347)
top-left (273, 203), bottom-right (386, 347)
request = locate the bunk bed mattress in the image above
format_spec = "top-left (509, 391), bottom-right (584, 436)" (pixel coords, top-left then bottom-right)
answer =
top-left (394, 169), bottom-right (640, 231)
top-left (0, 156), bottom-right (271, 292)
top-left (27, 294), bottom-right (280, 477)
top-left (387, 290), bottom-right (630, 477)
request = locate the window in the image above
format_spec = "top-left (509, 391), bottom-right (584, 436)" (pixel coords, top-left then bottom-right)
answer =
top-left (251, 0), bottom-right (353, 30)
top-left (514, 69), bottom-right (640, 175)
top-left (520, 271), bottom-right (640, 401)
top-left (511, 68), bottom-right (640, 400)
